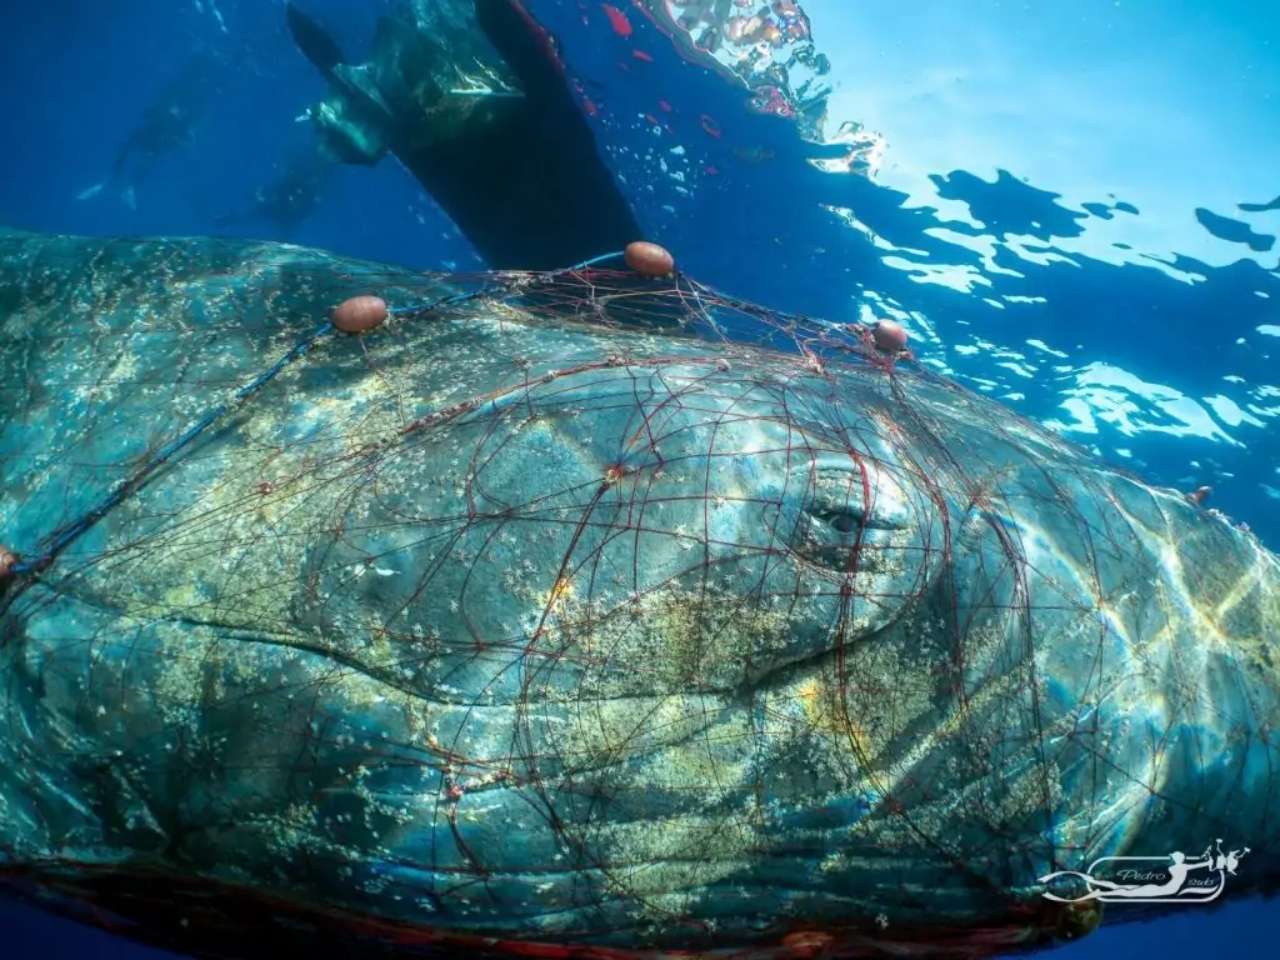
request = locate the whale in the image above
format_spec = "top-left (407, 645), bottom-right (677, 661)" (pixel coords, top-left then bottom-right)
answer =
top-left (0, 229), bottom-right (1277, 959)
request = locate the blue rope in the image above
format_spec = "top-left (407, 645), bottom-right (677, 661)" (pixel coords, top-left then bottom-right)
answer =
top-left (10, 318), bottom-right (339, 577)
top-left (555, 251), bottom-right (625, 271)
top-left (6, 251), bottom-right (631, 582)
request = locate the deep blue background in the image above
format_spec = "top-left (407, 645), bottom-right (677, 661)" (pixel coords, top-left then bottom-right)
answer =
top-left (0, 0), bottom-right (1277, 955)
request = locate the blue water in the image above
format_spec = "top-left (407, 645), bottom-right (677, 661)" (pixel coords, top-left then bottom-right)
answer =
top-left (1, 0), bottom-right (1277, 955)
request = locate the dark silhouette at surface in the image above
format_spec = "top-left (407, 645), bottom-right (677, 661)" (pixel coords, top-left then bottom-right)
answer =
top-left (287, 0), bottom-right (642, 270)
top-left (1238, 195), bottom-right (1280, 213)
top-left (1082, 200), bottom-right (1140, 220)
top-left (1195, 207), bottom-right (1276, 251)
top-left (931, 169), bottom-right (1087, 242)
top-left (206, 151), bottom-right (331, 237)
top-left (79, 50), bottom-right (229, 209)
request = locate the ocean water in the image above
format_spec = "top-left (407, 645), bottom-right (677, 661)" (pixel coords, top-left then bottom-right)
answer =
top-left (0, 0), bottom-right (1276, 956)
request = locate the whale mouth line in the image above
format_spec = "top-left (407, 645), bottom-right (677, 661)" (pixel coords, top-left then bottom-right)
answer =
top-left (198, 622), bottom-right (440, 704)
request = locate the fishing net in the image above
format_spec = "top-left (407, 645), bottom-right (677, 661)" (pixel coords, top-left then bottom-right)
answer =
top-left (0, 231), bottom-right (1277, 960)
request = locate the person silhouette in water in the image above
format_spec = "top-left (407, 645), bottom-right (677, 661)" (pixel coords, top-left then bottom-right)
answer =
top-left (78, 50), bottom-right (228, 210)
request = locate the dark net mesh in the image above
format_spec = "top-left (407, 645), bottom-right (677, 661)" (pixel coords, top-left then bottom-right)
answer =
top-left (0, 231), bottom-right (1277, 960)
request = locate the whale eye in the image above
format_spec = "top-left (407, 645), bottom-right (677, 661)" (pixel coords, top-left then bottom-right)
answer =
top-left (783, 503), bottom-right (867, 571)
top-left (814, 509), bottom-right (861, 535)
top-left (768, 466), bottom-right (907, 574)
top-left (779, 476), bottom-right (907, 573)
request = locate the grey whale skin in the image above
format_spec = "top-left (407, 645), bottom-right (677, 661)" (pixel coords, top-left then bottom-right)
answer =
top-left (0, 229), bottom-right (1277, 959)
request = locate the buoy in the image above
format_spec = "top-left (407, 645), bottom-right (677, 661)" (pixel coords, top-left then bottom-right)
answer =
top-left (333, 295), bottom-right (388, 334)
top-left (872, 319), bottom-right (908, 352)
top-left (624, 241), bottom-right (675, 277)
top-left (1187, 485), bottom-right (1212, 505)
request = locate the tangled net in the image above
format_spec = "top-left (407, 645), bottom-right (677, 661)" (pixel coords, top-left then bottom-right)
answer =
top-left (0, 232), bottom-right (1277, 960)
